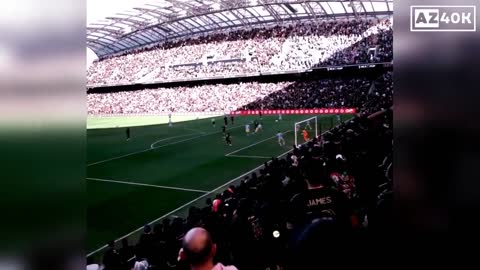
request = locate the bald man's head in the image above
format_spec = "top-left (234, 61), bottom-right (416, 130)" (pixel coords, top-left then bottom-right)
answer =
top-left (181, 227), bottom-right (216, 266)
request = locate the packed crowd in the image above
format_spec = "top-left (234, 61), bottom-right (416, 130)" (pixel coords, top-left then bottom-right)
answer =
top-left (87, 72), bottom-right (392, 115)
top-left (87, 19), bottom-right (393, 86)
top-left (92, 108), bottom-right (393, 270)
top-left (87, 82), bottom-right (293, 114)
top-left (244, 71), bottom-right (393, 114)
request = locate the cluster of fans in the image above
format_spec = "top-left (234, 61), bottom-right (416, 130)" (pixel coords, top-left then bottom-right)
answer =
top-left (87, 82), bottom-right (292, 114)
top-left (92, 108), bottom-right (393, 270)
top-left (88, 72), bottom-right (392, 115)
top-left (244, 71), bottom-right (393, 115)
top-left (87, 19), bottom-right (392, 86)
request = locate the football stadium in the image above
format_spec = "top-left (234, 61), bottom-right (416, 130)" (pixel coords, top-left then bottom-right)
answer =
top-left (87, 1), bottom-right (393, 269)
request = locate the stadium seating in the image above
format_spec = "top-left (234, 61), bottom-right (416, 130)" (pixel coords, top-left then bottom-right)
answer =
top-left (87, 19), bottom-right (392, 86)
top-left (87, 72), bottom-right (392, 115)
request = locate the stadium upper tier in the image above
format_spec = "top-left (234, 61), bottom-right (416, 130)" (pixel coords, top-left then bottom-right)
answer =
top-left (87, 0), bottom-right (393, 59)
top-left (87, 18), bottom-right (392, 86)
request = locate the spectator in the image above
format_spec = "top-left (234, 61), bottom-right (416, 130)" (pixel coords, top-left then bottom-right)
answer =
top-left (86, 257), bottom-right (100, 270)
top-left (178, 227), bottom-right (238, 270)
top-left (118, 238), bottom-right (134, 267)
top-left (102, 240), bottom-right (121, 270)
top-left (136, 225), bottom-right (154, 261)
top-left (289, 158), bottom-right (352, 230)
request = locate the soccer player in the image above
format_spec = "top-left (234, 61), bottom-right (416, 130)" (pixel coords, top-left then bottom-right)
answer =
top-left (224, 115), bottom-right (228, 126)
top-left (336, 114), bottom-right (341, 123)
top-left (302, 129), bottom-right (309, 142)
top-left (225, 132), bottom-right (232, 146)
top-left (253, 119), bottom-right (259, 130)
top-left (255, 122), bottom-right (263, 134)
top-left (168, 113), bottom-right (172, 127)
top-left (222, 125), bottom-right (227, 136)
top-left (126, 127), bottom-right (131, 141)
top-left (278, 113), bottom-right (282, 121)
top-left (230, 115), bottom-right (234, 125)
top-left (277, 131), bottom-right (285, 146)
top-left (245, 123), bottom-right (250, 136)
top-left (259, 111), bottom-right (262, 120)
top-left (211, 118), bottom-right (216, 128)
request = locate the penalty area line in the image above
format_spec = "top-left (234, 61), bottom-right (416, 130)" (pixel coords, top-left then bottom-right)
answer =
top-left (225, 130), bottom-right (292, 157)
top-left (87, 125), bottom-right (244, 167)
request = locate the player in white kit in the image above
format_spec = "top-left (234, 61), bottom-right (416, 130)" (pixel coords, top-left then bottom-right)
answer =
top-left (255, 122), bottom-right (263, 134)
top-left (277, 131), bottom-right (285, 146)
top-left (245, 123), bottom-right (250, 136)
top-left (305, 119), bottom-right (312, 130)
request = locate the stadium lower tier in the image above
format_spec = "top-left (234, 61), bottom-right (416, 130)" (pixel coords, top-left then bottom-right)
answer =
top-left (88, 71), bottom-right (392, 115)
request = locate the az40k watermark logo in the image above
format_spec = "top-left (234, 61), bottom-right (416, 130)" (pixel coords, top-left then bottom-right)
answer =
top-left (411, 5), bottom-right (476, 32)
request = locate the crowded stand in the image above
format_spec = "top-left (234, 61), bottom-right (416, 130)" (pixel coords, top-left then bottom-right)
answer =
top-left (97, 107), bottom-right (393, 270)
top-left (87, 82), bottom-right (293, 114)
top-left (244, 71), bottom-right (393, 114)
top-left (87, 72), bottom-right (392, 115)
top-left (87, 19), bottom-right (392, 86)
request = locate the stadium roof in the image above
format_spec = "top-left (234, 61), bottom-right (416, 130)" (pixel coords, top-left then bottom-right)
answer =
top-left (87, 0), bottom-right (393, 59)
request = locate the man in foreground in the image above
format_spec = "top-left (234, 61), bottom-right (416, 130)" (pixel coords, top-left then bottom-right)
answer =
top-left (178, 227), bottom-right (238, 270)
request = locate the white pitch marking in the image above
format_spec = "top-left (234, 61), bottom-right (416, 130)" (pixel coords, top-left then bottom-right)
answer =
top-left (87, 177), bottom-right (208, 193)
top-left (150, 133), bottom-right (199, 148)
top-left (225, 130), bottom-right (292, 157)
top-left (87, 125), bottom-right (244, 167)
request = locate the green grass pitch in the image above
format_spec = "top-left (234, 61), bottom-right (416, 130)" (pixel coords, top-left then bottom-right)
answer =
top-left (87, 114), bottom-right (350, 255)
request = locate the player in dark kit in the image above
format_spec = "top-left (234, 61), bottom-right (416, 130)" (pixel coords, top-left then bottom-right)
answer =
top-left (126, 127), bottom-right (130, 141)
top-left (253, 119), bottom-right (259, 129)
top-left (222, 125), bottom-right (227, 136)
top-left (224, 115), bottom-right (228, 126)
top-left (225, 132), bottom-right (232, 146)
top-left (230, 115), bottom-right (234, 125)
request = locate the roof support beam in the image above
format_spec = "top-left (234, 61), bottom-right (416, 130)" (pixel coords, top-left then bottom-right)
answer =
top-left (86, 39), bottom-right (117, 54)
top-left (258, 1), bottom-right (281, 21)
